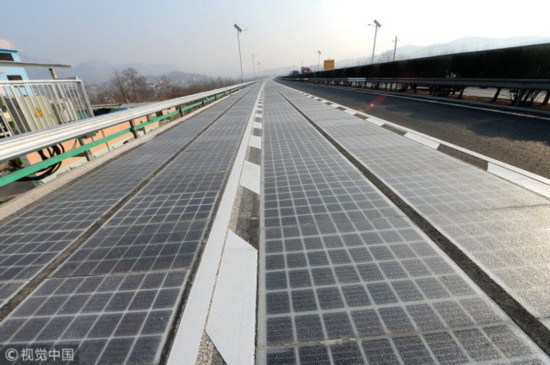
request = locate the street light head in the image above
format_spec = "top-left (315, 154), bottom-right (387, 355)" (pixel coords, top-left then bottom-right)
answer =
top-left (374, 19), bottom-right (381, 27)
top-left (234, 23), bottom-right (242, 32)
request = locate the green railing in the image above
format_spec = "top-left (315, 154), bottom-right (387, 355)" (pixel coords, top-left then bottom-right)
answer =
top-left (0, 84), bottom-right (253, 187)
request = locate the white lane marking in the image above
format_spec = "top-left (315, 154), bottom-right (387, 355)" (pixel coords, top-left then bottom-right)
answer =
top-left (367, 116), bottom-right (386, 126)
top-left (166, 84), bottom-right (264, 365)
top-left (404, 132), bottom-right (440, 150)
top-left (240, 160), bottom-right (261, 194)
top-left (206, 230), bottom-right (257, 365)
top-left (488, 163), bottom-right (550, 199)
top-left (344, 109), bottom-right (357, 115)
top-left (253, 121), bottom-right (263, 129)
top-left (248, 135), bottom-right (262, 150)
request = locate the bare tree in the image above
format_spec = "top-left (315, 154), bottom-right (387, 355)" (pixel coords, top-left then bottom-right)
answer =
top-left (121, 67), bottom-right (147, 102)
top-left (155, 75), bottom-right (172, 100)
top-left (109, 67), bottom-right (148, 103)
top-left (111, 70), bottom-right (130, 103)
top-left (101, 70), bottom-right (238, 104)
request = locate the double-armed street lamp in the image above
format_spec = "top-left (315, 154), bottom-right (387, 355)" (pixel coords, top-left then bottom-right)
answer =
top-left (234, 23), bottom-right (247, 83)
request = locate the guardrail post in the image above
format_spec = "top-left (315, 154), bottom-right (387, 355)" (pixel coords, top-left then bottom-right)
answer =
top-left (514, 89), bottom-right (525, 106)
top-left (129, 120), bottom-right (139, 139)
top-left (491, 88), bottom-right (501, 103)
top-left (153, 112), bottom-right (163, 129)
top-left (77, 138), bottom-right (93, 161)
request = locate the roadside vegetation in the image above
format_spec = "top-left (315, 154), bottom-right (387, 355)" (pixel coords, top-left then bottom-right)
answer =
top-left (86, 67), bottom-right (238, 105)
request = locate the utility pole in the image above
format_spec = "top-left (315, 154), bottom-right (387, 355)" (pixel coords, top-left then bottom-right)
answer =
top-left (251, 53), bottom-right (256, 79)
top-left (369, 20), bottom-right (381, 64)
top-left (317, 50), bottom-right (322, 71)
top-left (392, 36), bottom-right (399, 61)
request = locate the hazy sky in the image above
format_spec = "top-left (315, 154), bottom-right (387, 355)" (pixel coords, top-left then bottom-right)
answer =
top-left (2, 0), bottom-right (550, 76)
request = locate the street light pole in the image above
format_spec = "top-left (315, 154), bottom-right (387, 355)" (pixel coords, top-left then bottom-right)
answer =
top-left (234, 23), bottom-right (244, 83)
top-left (369, 20), bottom-right (381, 64)
top-left (317, 50), bottom-right (322, 71)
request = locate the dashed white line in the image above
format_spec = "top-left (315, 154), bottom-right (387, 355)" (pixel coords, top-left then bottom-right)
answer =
top-left (248, 135), bottom-right (262, 150)
top-left (240, 160), bottom-right (261, 194)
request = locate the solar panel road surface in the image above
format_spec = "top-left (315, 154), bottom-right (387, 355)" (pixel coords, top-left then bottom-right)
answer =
top-left (0, 80), bottom-right (549, 365)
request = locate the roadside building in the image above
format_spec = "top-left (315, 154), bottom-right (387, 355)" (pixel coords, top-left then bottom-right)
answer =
top-left (0, 39), bottom-right (30, 81)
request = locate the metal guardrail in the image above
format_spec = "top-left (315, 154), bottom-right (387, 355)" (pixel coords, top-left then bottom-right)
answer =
top-left (282, 77), bottom-right (550, 106)
top-left (0, 79), bottom-right (94, 136)
top-left (297, 77), bottom-right (550, 90)
top-left (0, 81), bottom-right (255, 186)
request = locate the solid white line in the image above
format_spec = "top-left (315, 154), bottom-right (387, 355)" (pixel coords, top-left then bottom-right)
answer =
top-left (166, 84), bottom-right (264, 365)
top-left (206, 230), bottom-right (257, 365)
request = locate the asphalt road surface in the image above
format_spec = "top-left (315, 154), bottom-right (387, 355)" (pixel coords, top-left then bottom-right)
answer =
top-left (278, 80), bottom-right (550, 179)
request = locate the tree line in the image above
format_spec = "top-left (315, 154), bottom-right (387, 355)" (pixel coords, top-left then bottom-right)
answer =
top-left (86, 67), bottom-right (238, 105)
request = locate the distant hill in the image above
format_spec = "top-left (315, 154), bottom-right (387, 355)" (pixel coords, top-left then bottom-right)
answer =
top-left (311, 36), bottom-right (550, 71)
top-left (21, 57), bottom-right (205, 84)
top-left (392, 36), bottom-right (550, 60)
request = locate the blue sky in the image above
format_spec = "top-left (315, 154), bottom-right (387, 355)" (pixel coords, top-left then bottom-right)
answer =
top-left (2, 0), bottom-right (550, 76)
